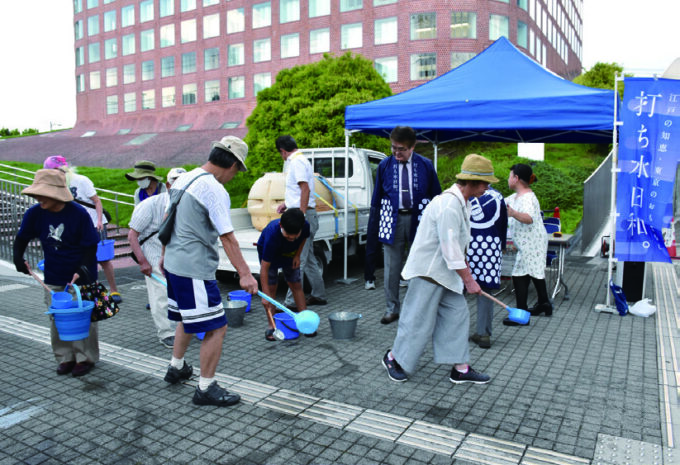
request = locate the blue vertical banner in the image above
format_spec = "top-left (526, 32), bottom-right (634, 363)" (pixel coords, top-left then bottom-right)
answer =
top-left (616, 78), bottom-right (680, 263)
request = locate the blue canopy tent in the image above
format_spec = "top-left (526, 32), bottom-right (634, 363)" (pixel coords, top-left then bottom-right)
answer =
top-left (344, 37), bottom-right (615, 146)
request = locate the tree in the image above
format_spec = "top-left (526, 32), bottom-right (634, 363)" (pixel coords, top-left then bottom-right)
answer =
top-left (573, 62), bottom-right (631, 98)
top-left (243, 52), bottom-right (393, 184)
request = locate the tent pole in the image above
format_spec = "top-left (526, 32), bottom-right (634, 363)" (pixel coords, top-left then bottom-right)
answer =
top-left (595, 72), bottom-right (622, 314)
top-left (433, 143), bottom-right (438, 172)
top-left (337, 129), bottom-right (357, 285)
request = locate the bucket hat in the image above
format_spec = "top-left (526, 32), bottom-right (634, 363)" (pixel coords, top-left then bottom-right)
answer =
top-left (211, 136), bottom-right (248, 172)
top-left (455, 154), bottom-right (499, 183)
top-left (22, 169), bottom-right (74, 203)
top-left (43, 155), bottom-right (68, 170)
top-left (167, 167), bottom-right (187, 184)
top-left (125, 160), bottom-right (163, 181)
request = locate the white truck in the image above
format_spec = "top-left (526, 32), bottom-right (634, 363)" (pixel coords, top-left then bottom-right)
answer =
top-left (217, 146), bottom-right (386, 277)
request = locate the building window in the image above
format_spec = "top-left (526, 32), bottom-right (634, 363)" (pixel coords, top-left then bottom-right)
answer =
top-left (374, 0), bottom-right (396, 5)
top-left (106, 95), bottom-right (118, 114)
top-left (451, 52), bottom-right (475, 69)
top-left (106, 67), bottom-right (117, 86)
top-left (280, 0), bottom-right (299, 23)
top-left (76, 74), bottom-right (85, 93)
top-left (103, 0), bottom-right (113, 3)
top-left (142, 89), bottom-right (155, 109)
top-left (162, 86), bottom-right (176, 107)
top-left (341, 23), bottom-right (362, 49)
top-left (203, 0), bottom-right (219, 5)
top-left (229, 76), bottom-right (245, 99)
top-left (281, 33), bottom-right (299, 58)
top-left (205, 80), bottom-right (220, 102)
top-left (160, 0), bottom-right (174, 17)
top-left (182, 83), bottom-right (197, 104)
top-left (121, 5), bottom-right (134, 27)
top-left (140, 0), bottom-right (154, 22)
top-left (74, 0), bottom-right (82, 14)
top-left (204, 14), bottom-right (220, 38)
top-left (87, 15), bottom-right (99, 36)
top-left (182, 52), bottom-right (196, 74)
top-left (228, 43), bottom-right (244, 66)
top-left (123, 63), bottom-right (135, 83)
top-left (140, 29), bottom-right (154, 52)
top-left (340, 0), bottom-right (362, 12)
top-left (89, 71), bottom-right (101, 90)
top-left (374, 17), bottom-right (397, 45)
top-left (122, 33), bottom-right (135, 55)
top-left (517, 21), bottom-right (528, 48)
top-left (253, 2), bottom-right (271, 29)
top-left (489, 14), bottom-right (509, 40)
top-left (227, 8), bottom-right (245, 33)
top-left (204, 47), bottom-right (219, 70)
top-left (88, 42), bottom-right (100, 63)
top-left (375, 56), bottom-right (397, 82)
top-left (518, 0), bottom-right (528, 10)
top-left (309, 28), bottom-right (329, 54)
top-left (309, 0), bottom-right (330, 17)
top-left (142, 60), bottom-right (154, 80)
top-left (161, 56), bottom-right (175, 77)
top-left (180, 0), bottom-right (196, 12)
top-left (104, 38), bottom-right (117, 59)
top-left (160, 24), bottom-right (175, 47)
top-left (253, 38), bottom-right (271, 62)
top-left (410, 52), bottom-right (436, 80)
top-left (411, 13), bottom-right (437, 40)
top-left (181, 19), bottom-right (197, 43)
top-left (74, 20), bottom-right (83, 40)
top-left (103, 10), bottom-right (116, 32)
top-left (124, 92), bottom-right (136, 112)
top-left (451, 12), bottom-right (476, 39)
top-left (87, 0), bottom-right (98, 8)
top-left (254, 72), bottom-right (271, 95)
top-left (75, 47), bottom-right (84, 66)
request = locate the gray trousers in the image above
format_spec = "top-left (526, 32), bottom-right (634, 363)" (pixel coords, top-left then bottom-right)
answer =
top-left (44, 285), bottom-right (100, 364)
top-left (475, 288), bottom-right (494, 337)
top-left (145, 264), bottom-right (177, 340)
top-left (392, 277), bottom-right (470, 374)
top-left (383, 213), bottom-right (411, 315)
top-left (285, 208), bottom-right (326, 305)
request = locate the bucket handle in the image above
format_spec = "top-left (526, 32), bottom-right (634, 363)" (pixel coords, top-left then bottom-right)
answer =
top-left (72, 283), bottom-right (82, 310)
top-left (278, 319), bottom-right (300, 334)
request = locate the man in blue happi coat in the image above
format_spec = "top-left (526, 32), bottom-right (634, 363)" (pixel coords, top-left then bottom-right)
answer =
top-left (367, 126), bottom-right (441, 324)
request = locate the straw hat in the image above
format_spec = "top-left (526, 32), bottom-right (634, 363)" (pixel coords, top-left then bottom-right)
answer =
top-left (125, 160), bottom-right (163, 181)
top-left (211, 135), bottom-right (248, 172)
top-left (22, 169), bottom-right (74, 203)
top-left (455, 154), bottom-right (498, 183)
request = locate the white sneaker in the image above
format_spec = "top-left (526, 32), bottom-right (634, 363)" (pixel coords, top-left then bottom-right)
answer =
top-left (400, 280), bottom-right (409, 288)
top-left (365, 281), bottom-right (376, 290)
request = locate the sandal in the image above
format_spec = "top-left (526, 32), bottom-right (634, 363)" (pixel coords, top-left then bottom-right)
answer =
top-left (265, 329), bottom-right (276, 342)
top-left (110, 292), bottom-right (123, 304)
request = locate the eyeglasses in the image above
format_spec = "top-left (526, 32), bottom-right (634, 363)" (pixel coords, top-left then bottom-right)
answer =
top-left (391, 145), bottom-right (410, 153)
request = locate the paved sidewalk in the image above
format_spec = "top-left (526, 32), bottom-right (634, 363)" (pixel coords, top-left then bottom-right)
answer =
top-left (0, 254), bottom-right (678, 464)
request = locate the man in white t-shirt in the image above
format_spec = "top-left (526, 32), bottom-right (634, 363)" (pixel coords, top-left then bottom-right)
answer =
top-left (275, 135), bottom-right (327, 309)
top-left (162, 136), bottom-right (258, 407)
top-left (128, 167), bottom-right (186, 348)
top-left (43, 156), bottom-right (123, 304)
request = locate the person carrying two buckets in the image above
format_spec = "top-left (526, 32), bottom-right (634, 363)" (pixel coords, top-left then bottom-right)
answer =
top-left (13, 169), bottom-right (101, 377)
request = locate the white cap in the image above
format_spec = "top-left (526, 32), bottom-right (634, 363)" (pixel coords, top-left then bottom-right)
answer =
top-left (167, 167), bottom-right (187, 184)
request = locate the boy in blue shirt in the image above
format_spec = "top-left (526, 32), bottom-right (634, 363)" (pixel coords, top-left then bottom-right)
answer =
top-left (257, 208), bottom-right (310, 341)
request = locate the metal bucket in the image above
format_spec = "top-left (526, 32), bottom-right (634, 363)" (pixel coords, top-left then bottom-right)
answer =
top-left (328, 312), bottom-right (362, 339)
top-left (224, 299), bottom-right (246, 328)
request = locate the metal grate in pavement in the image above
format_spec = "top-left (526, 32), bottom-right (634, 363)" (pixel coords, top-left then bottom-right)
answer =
top-left (522, 447), bottom-right (591, 465)
top-left (299, 399), bottom-right (363, 428)
top-left (397, 420), bottom-right (465, 456)
top-left (345, 409), bottom-right (413, 441)
top-left (454, 433), bottom-right (525, 465)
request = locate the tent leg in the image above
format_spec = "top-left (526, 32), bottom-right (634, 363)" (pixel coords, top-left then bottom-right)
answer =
top-left (337, 129), bottom-right (357, 286)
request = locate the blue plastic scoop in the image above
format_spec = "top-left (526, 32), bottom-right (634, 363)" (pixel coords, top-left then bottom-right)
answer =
top-left (257, 291), bottom-right (320, 335)
top-left (480, 291), bottom-right (530, 325)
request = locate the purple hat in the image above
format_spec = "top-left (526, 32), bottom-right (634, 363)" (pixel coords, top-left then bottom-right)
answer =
top-left (44, 155), bottom-right (68, 170)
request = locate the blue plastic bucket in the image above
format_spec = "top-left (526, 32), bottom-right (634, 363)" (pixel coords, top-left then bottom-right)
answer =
top-left (228, 290), bottom-right (252, 313)
top-left (38, 259), bottom-right (45, 271)
top-left (97, 239), bottom-right (115, 262)
top-left (274, 313), bottom-right (299, 340)
top-left (46, 284), bottom-right (94, 341)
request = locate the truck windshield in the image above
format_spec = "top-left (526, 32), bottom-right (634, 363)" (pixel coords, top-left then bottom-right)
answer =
top-left (313, 157), bottom-right (354, 178)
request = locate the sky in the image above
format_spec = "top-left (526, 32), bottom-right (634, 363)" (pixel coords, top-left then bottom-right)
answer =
top-left (0, 0), bottom-right (679, 133)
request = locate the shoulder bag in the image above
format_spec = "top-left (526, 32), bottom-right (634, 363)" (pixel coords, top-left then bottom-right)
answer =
top-left (158, 172), bottom-right (211, 245)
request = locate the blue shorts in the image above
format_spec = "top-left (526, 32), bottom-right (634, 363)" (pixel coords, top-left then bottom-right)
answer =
top-left (165, 270), bottom-right (227, 333)
top-left (265, 264), bottom-right (301, 286)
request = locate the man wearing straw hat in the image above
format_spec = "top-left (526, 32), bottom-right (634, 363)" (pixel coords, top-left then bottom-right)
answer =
top-left (13, 169), bottom-right (100, 377)
top-left (382, 154), bottom-right (497, 385)
top-left (125, 160), bottom-right (167, 205)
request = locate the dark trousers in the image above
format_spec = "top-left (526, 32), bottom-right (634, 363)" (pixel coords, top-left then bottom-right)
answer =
top-left (512, 275), bottom-right (550, 310)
